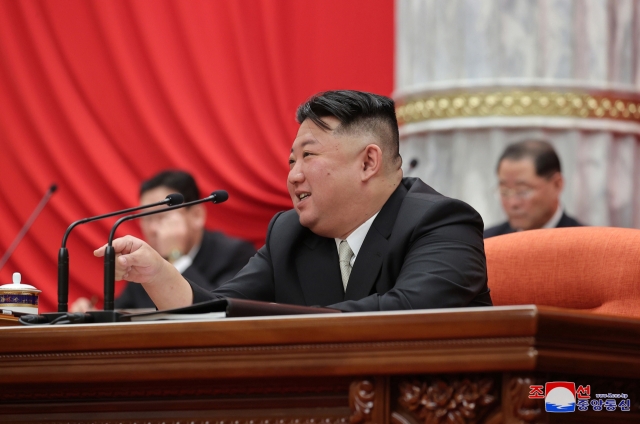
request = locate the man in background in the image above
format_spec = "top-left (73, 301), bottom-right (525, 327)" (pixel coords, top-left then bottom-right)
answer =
top-left (484, 140), bottom-right (582, 238)
top-left (73, 170), bottom-right (256, 310)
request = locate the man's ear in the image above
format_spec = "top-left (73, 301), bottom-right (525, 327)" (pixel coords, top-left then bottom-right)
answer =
top-left (551, 172), bottom-right (564, 193)
top-left (188, 203), bottom-right (207, 229)
top-left (361, 144), bottom-right (383, 182)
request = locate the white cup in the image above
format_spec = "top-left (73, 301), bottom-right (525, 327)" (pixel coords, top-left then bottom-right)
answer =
top-left (0, 272), bottom-right (41, 314)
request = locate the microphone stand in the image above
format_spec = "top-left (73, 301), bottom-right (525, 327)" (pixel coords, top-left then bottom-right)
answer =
top-left (19, 191), bottom-right (226, 325)
top-left (103, 190), bottom-right (228, 311)
top-left (0, 184), bottom-right (57, 272)
top-left (23, 193), bottom-right (185, 325)
top-left (57, 193), bottom-right (184, 312)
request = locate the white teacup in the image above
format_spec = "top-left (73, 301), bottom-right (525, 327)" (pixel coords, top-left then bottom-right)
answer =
top-left (0, 273), bottom-right (41, 314)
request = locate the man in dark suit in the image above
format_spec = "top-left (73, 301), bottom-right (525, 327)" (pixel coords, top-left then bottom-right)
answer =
top-left (484, 140), bottom-right (582, 239)
top-left (74, 170), bottom-right (256, 310)
top-left (115, 170), bottom-right (256, 309)
top-left (96, 90), bottom-right (492, 311)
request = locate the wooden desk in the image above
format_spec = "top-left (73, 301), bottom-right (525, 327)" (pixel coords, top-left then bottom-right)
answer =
top-left (0, 305), bottom-right (638, 423)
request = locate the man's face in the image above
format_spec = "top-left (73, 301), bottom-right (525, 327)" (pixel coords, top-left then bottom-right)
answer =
top-left (287, 117), bottom-right (364, 239)
top-left (497, 158), bottom-right (563, 231)
top-left (139, 186), bottom-right (202, 257)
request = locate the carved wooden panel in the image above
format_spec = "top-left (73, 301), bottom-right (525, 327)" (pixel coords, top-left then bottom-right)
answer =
top-left (503, 375), bottom-right (545, 424)
top-left (349, 380), bottom-right (375, 424)
top-left (391, 375), bottom-right (501, 424)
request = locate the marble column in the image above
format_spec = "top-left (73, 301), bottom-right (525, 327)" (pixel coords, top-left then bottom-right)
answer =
top-left (395, 0), bottom-right (640, 228)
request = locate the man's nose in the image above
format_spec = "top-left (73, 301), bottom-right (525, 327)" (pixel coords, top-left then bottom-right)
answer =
top-left (504, 196), bottom-right (523, 210)
top-left (288, 164), bottom-right (304, 184)
top-left (143, 220), bottom-right (159, 234)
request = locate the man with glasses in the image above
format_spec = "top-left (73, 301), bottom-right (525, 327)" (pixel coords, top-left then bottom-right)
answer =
top-left (484, 140), bottom-right (582, 239)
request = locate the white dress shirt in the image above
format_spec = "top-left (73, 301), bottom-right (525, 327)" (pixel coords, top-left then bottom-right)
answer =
top-left (334, 212), bottom-right (379, 267)
top-left (542, 204), bottom-right (564, 229)
top-left (171, 242), bottom-right (201, 274)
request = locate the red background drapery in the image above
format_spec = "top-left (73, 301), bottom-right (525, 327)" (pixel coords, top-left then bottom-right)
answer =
top-left (0, 0), bottom-right (394, 311)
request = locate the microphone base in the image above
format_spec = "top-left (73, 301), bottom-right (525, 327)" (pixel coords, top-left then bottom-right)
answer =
top-left (20, 310), bottom-right (125, 325)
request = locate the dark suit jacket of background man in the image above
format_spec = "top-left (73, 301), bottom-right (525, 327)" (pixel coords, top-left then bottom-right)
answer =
top-left (191, 177), bottom-right (492, 312)
top-left (116, 230), bottom-right (256, 309)
top-left (483, 212), bottom-right (582, 239)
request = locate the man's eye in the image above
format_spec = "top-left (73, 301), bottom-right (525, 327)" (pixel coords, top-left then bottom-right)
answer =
top-left (303, 152), bottom-right (313, 158)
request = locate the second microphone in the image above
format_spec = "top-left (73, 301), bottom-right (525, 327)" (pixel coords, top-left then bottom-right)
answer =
top-left (103, 190), bottom-right (229, 310)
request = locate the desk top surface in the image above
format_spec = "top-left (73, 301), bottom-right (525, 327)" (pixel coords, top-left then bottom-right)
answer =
top-left (0, 305), bottom-right (638, 384)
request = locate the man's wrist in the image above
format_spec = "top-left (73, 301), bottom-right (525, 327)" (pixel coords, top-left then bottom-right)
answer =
top-left (142, 263), bottom-right (193, 309)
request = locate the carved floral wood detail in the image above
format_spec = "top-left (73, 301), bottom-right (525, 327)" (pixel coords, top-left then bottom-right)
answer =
top-left (395, 376), bottom-right (499, 424)
top-left (506, 376), bottom-right (545, 424)
top-left (349, 379), bottom-right (375, 424)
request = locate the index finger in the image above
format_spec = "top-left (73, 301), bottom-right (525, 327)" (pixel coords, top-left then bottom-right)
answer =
top-left (94, 243), bottom-right (107, 257)
top-left (94, 235), bottom-right (146, 257)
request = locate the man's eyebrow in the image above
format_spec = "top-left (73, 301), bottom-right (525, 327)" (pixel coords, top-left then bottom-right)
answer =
top-left (291, 139), bottom-right (318, 152)
top-left (499, 180), bottom-right (534, 185)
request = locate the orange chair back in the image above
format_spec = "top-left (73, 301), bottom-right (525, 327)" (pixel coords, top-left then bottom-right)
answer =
top-left (485, 227), bottom-right (640, 318)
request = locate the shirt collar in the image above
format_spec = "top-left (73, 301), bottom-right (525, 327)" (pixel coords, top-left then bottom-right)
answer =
top-left (334, 212), bottom-right (379, 267)
top-left (172, 240), bottom-right (201, 274)
top-left (542, 204), bottom-right (563, 229)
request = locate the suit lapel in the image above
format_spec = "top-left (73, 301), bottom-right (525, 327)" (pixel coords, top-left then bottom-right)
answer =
top-left (344, 182), bottom-right (408, 301)
top-left (296, 233), bottom-right (345, 306)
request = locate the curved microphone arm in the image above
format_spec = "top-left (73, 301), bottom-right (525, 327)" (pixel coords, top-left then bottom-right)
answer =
top-left (60, 193), bottom-right (184, 248)
top-left (57, 193), bottom-right (184, 312)
top-left (103, 190), bottom-right (228, 311)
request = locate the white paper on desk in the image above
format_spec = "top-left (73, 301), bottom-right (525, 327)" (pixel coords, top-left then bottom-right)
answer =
top-left (128, 311), bottom-right (226, 322)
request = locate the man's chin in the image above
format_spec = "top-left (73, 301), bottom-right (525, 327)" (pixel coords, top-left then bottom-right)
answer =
top-left (297, 213), bottom-right (316, 230)
top-left (508, 219), bottom-right (529, 231)
top-left (298, 215), bottom-right (336, 238)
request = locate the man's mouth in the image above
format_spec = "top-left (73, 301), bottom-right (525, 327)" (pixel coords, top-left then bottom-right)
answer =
top-left (298, 193), bottom-right (311, 201)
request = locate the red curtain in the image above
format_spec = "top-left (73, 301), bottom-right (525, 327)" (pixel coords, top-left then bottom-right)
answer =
top-left (0, 0), bottom-right (394, 312)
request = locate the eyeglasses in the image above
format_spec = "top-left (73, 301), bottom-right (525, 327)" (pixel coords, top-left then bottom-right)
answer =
top-left (496, 187), bottom-right (536, 200)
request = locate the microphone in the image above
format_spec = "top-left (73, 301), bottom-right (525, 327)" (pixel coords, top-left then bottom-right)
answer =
top-left (405, 158), bottom-right (419, 177)
top-left (57, 192), bottom-right (184, 312)
top-left (103, 190), bottom-right (228, 310)
top-left (0, 184), bottom-right (57, 272)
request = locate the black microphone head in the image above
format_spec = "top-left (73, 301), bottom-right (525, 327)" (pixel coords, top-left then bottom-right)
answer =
top-left (211, 190), bottom-right (229, 203)
top-left (49, 183), bottom-right (58, 193)
top-left (165, 193), bottom-right (185, 206)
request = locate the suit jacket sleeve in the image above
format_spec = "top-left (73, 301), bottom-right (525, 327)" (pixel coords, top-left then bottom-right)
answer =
top-left (116, 252), bottom-right (212, 309)
top-left (206, 238), bottom-right (258, 287)
top-left (190, 213), bottom-right (281, 304)
top-left (328, 198), bottom-right (489, 312)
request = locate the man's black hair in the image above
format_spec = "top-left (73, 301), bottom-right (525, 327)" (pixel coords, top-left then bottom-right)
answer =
top-left (140, 170), bottom-right (200, 203)
top-left (498, 140), bottom-right (561, 178)
top-left (296, 90), bottom-right (401, 166)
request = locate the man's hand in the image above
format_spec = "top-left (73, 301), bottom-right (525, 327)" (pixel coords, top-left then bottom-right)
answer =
top-left (94, 235), bottom-right (169, 285)
top-left (94, 235), bottom-right (194, 309)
